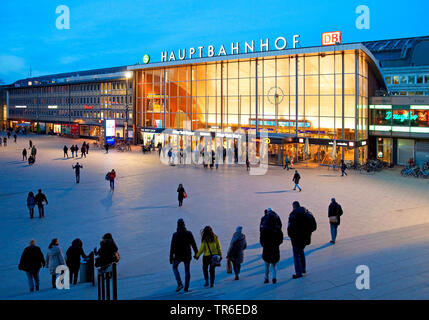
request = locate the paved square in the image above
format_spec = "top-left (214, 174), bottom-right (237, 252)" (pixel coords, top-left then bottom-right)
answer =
top-left (1, 134), bottom-right (429, 300)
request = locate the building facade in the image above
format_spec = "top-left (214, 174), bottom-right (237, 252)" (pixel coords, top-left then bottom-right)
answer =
top-left (7, 66), bottom-right (133, 141)
top-left (129, 43), bottom-right (385, 165)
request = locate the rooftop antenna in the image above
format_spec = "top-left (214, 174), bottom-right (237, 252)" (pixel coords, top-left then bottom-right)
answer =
top-left (29, 64), bottom-right (32, 77)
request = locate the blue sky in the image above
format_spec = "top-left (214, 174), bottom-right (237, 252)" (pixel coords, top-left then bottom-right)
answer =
top-left (0, 0), bottom-right (428, 84)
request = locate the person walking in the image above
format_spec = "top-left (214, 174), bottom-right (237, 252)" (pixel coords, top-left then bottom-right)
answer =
top-left (63, 145), bottom-right (69, 158)
top-left (194, 226), bottom-right (222, 288)
top-left (177, 184), bottom-right (186, 207)
top-left (66, 239), bottom-right (87, 285)
top-left (287, 201), bottom-right (317, 279)
top-left (168, 148), bottom-right (172, 164)
top-left (13, 133), bottom-right (17, 143)
top-left (226, 226), bottom-right (247, 280)
top-left (284, 155), bottom-right (290, 170)
top-left (80, 144), bottom-right (86, 158)
top-left (72, 162), bottom-right (83, 183)
top-left (29, 140), bottom-right (33, 149)
top-left (260, 208), bottom-right (283, 284)
top-left (341, 160), bottom-right (348, 177)
top-left (34, 189), bottom-right (48, 218)
top-left (27, 192), bottom-right (36, 219)
top-left (3, 136), bottom-right (7, 146)
top-left (31, 146), bottom-right (37, 159)
top-left (70, 145), bottom-right (75, 157)
top-left (292, 170), bottom-right (302, 192)
top-left (107, 169), bottom-right (116, 191)
top-left (170, 219), bottom-right (198, 292)
top-left (328, 198), bottom-right (343, 244)
top-left (22, 148), bottom-right (27, 161)
top-left (18, 239), bottom-right (45, 292)
top-left (84, 142), bottom-right (89, 154)
top-left (104, 143), bottom-right (109, 154)
top-left (45, 238), bottom-right (66, 289)
top-left (74, 144), bottom-right (79, 158)
top-left (94, 233), bottom-right (119, 269)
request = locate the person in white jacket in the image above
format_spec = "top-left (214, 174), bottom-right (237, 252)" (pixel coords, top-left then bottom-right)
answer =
top-left (46, 238), bottom-right (66, 289)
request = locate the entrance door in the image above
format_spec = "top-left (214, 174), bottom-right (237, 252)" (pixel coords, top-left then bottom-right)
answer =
top-left (397, 139), bottom-right (414, 165)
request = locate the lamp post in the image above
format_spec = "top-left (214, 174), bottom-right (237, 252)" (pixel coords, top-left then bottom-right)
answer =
top-left (125, 71), bottom-right (132, 140)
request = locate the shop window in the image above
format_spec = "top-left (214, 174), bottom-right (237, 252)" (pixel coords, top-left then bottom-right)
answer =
top-left (392, 76), bottom-right (399, 84)
top-left (425, 75), bottom-right (429, 84)
top-left (410, 110), bottom-right (429, 127)
top-left (385, 76), bottom-right (391, 84)
top-left (408, 75), bottom-right (416, 84)
top-left (399, 76), bottom-right (407, 84)
top-left (417, 75), bottom-right (424, 84)
top-left (371, 109), bottom-right (390, 125)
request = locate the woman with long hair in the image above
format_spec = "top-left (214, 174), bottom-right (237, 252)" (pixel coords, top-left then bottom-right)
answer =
top-left (45, 238), bottom-right (65, 288)
top-left (194, 226), bottom-right (222, 288)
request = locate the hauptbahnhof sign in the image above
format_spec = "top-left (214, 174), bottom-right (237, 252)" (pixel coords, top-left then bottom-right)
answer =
top-left (160, 35), bottom-right (301, 62)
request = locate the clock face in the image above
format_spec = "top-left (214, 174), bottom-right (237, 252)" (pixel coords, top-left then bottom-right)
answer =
top-left (267, 86), bottom-right (284, 105)
top-left (143, 54), bottom-right (150, 64)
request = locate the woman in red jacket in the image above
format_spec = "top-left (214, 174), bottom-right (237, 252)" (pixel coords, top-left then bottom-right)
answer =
top-left (107, 169), bottom-right (116, 191)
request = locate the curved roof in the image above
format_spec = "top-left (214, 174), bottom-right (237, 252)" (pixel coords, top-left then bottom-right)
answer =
top-left (363, 36), bottom-right (429, 67)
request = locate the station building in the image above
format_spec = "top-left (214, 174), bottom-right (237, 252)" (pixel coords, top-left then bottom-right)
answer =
top-left (129, 42), bottom-right (385, 165)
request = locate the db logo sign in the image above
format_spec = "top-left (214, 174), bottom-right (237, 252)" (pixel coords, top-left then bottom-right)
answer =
top-left (322, 31), bottom-right (341, 46)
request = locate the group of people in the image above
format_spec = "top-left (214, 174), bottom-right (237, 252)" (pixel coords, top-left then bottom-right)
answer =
top-left (169, 199), bottom-right (343, 292)
top-left (26, 189), bottom-right (48, 219)
top-left (63, 142), bottom-right (89, 158)
top-left (18, 233), bottom-right (119, 292)
top-left (21, 140), bottom-right (37, 165)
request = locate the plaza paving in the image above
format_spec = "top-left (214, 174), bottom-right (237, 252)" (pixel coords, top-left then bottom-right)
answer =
top-left (1, 134), bottom-right (429, 300)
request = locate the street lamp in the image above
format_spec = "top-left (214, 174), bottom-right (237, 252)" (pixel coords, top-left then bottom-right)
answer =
top-left (124, 71), bottom-right (132, 140)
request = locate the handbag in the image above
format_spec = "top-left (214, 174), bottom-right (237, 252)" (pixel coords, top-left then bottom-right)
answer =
top-left (183, 191), bottom-right (188, 199)
top-left (226, 258), bottom-right (233, 274)
top-left (329, 216), bottom-right (339, 224)
top-left (206, 240), bottom-right (221, 268)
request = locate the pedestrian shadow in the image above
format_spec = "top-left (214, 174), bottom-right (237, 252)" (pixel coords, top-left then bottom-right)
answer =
top-left (101, 192), bottom-right (113, 211)
top-left (131, 205), bottom-right (177, 210)
top-left (255, 190), bottom-right (290, 194)
top-left (53, 158), bottom-right (69, 161)
top-left (318, 174), bottom-right (339, 177)
top-left (245, 237), bottom-right (290, 251)
top-left (6, 161), bottom-right (23, 165)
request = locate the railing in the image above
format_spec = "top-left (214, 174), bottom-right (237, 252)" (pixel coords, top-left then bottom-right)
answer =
top-left (97, 263), bottom-right (118, 300)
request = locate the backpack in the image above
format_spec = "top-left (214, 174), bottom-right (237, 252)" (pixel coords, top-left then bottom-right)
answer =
top-left (304, 209), bottom-right (317, 233)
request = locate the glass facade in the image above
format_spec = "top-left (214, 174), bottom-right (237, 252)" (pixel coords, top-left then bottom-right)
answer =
top-left (133, 47), bottom-right (377, 164)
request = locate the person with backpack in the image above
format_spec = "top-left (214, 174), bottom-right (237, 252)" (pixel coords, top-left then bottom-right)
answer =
top-left (226, 226), bottom-right (247, 280)
top-left (287, 201), bottom-right (317, 279)
top-left (194, 226), bottom-right (222, 288)
top-left (328, 198), bottom-right (343, 244)
top-left (177, 184), bottom-right (186, 207)
top-left (66, 239), bottom-right (87, 285)
top-left (170, 219), bottom-right (198, 292)
top-left (63, 145), bottom-right (69, 158)
top-left (34, 189), bottom-right (48, 218)
top-left (18, 239), bottom-right (45, 292)
top-left (260, 208), bottom-right (283, 284)
top-left (27, 192), bottom-right (36, 219)
top-left (107, 169), bottom-right (116, 191)
top-left (45, 238), bottom-right (66, 289)
top-left (72, 162), bottom-right (83, 183)
top-left (292, 170), bottom-right (302, 192)
top-left (22, 148), bottom-right (27, 161)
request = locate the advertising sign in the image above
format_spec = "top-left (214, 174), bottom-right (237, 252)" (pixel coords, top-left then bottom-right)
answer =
top-left (105, 120), bottom-right (116, 137)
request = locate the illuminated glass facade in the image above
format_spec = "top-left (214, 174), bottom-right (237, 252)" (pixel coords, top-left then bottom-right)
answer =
top-left (132, 45), bottom-right (384, 164)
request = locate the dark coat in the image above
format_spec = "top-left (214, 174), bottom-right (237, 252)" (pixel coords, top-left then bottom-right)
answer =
top-left (260, 211), bottom-right (283, 263)
top-left (177, 186), bottom-right (185, 201)
top-left (169, 228), bottom-right (198, 263)
top-left (18, 245), bottom-right (45, 272)
top-left (73, 164), bottom-right (83, 174)
top-left (328, 201), bottom-right (343, 225)
top-left (227, 232), bottom-right (247, 264)
top-left (293, 172), bottom-right (301, 184)
top-left (34, 192), bottom-right (48, 206)
top-left (95, 239), bottom-right (118, 267)
top-left (287, 206), bottom-right (311, 248)
top-left (66, 240), bottom-right (87, 272)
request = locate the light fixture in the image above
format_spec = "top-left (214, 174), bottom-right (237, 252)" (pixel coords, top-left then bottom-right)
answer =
top-left (125, 71), bottom-right (132, 79)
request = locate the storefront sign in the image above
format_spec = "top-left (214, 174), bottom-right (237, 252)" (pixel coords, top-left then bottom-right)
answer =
top-left (143, 54), bottom-right (150, 64)
top-left (385, 111), bottom-right (418, 122)
top-left (161, 36), bottom-right (300, 62)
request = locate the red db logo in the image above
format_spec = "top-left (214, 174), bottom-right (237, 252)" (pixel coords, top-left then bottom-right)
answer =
top-left (322, 31), bottom-right (341, 46)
